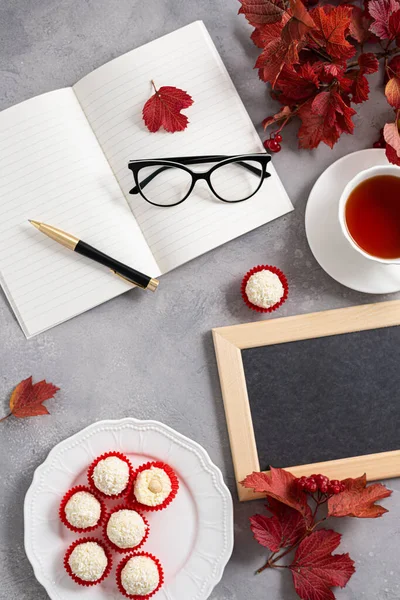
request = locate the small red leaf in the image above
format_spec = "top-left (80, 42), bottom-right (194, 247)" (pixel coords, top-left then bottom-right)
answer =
top-left (238, 0), bottom-right (285, 26)
top-left (385, 75), bottom-right (400, 108)
top-left (349, 6), bottom-right (372, 43)
top-left (256, 38), bottom-right (301, 85)
top-left (274, 63), bottom-right (320, 103)
top-left (310, 6), bottom-right (356, 61)
top-left (389, 9), bottom-right (400, 38)
top-left (298, 91), bottom-right (356, 149)
top-left (142, 82), bottom-right (194, 133)
top-left (386, 141), bottom-right (400, 165)
top-left (250, 498), bottom-right (310, 552)
top-left (262, 106), bottom-right (292, 129)
top-left (9, 376), bottom-right (60, 419)
top-left (282, 0), bottom-right (315, 43)
top-left (241, 467), bottom-right (309, 516)
top-left (369, 0), bottom-right (400, 39)
top-left (327, 474), bottom-right (392, 518)
top-left (289, 529), bottom-right (355, 600)
top-left (358, 52), bottom-right (379, 74)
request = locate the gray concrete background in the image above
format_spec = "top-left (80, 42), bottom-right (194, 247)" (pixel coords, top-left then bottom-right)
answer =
top-left (0, 1), bottom-right (399, 599)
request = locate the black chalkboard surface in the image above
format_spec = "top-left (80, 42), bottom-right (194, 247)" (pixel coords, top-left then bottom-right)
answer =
top-left (242, 326), bottom-right (400, 471)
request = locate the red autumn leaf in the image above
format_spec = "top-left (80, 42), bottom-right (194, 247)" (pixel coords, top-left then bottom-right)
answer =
top-left (388, 55), bottom-right (400, 78)
top-left (275, 63), bottom-right (320, 103)
top-left (385, 75), bottom-right (400, 108)
top-left (238, 0), bottom-right (285, 26)
top-left (262, 105), bottom-right (292, 129)
top-left (142, 82), bottom-right (194, 133)
top-left (251, 13), bottom-right (290, 48)
top-left (349, 6), bottom-right (372, 43)
top-left (349, 70), bottom-right (370, 103)
top-left (384, 122), bottom-right (400, 158)
top-left (389, 9), bottom-right (400, 38)
top-left (369, 0), bottom-right (400, 39)
top-left (347, 53), bottom-right (378, 103)
top-left (256, 38), bottom-right (301, 84)
top-left (241, 467), bottom-right (309, 516)
top-left (358, 52), bottom-right (379, 74)
top-left (298, 91), bottom-right (356, 149)
top-left (282, 0), bottom-right (315, 43)
top-left (328, 474), bottom-right (392, 518)
top-left (250, 500), bottom-right (308, 552)
top-left (386, 140), bottom-right (400, 165)
top-left (9, 376), bottom-right (60, 418)
top-left (289, 529), bottom-right (355, 600)
top-left (310, 6), bottom-right (356, 61)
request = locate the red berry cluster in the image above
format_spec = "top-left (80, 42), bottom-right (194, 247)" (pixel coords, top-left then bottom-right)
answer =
top-left (297, 474), bottom-right (345, 495)
top-left (373, 128), bottom-right (385, 149)
top-left (263, 132), bottom-right (282, 153)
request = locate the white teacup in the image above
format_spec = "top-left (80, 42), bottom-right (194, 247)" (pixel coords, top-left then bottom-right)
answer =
top-left (338, 164), bottom-right (400, 264)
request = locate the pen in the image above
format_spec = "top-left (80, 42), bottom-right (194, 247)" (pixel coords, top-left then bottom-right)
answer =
top-left (29, 220), bottom-right (159, 292)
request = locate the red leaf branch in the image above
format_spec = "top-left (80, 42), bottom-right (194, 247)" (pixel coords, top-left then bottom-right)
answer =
top-left (238, 0), bottom-right (400, 158)
top-left (244, 468), bottom-right (391, 600)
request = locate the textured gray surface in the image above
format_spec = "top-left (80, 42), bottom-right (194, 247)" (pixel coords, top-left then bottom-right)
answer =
top-left (0, 1), bottom-right (399, 599)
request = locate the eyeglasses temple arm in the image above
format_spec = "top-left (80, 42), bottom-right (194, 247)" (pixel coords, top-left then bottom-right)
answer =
top-left (129, 159), bottom-right (266, 194)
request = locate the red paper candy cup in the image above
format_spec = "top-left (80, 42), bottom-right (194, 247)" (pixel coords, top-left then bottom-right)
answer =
top-left (129, 461), bottom-right (179, 512)
top-left (87, 451), bottom-right (133, 499)
top-left (241, 265), bottom-right (288, 313)
top-left (103, 504), bottom-right (150, 553)
top-left (64, 537), bottom-right (112, 587)
top-left (116, 551), bottom-right (164, 599)
top-left (59, 485), bottom-right (107, 533)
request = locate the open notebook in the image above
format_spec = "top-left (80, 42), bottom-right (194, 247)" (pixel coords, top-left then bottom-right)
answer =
top-left (0, 21), bottom-right (293, 338)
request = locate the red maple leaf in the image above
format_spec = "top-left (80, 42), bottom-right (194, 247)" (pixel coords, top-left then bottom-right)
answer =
top-left (142, 82), bottom-right (194, 133)
top-left (384, 121), bottom-right (400, 166)
top-left (347, 53), bottom-right (378, 104)
top-left (251, 13), bottom-right (290, 48)
top-left (289, 529), bottom-right (355, 600)
top-left (238, 0), bottom-right (285, 26)
top-left (282, 0), bottom-right (315, 43)
top-left (250, 499), bottom-right (309, 552)
top-left (256, 38), bottom-right (301, 84)
top-left (298, 90), bottom-right (356, 148)
top-left (275, 63), bottom-right (320, 103)
top-left (349, 6), bottom-right (372, 43)
top-left (389, 9), bottom-right (400, 39)
top-left (369, 0), bottom-right (400, 39)
top-left (310, 6), bottom-right (356, 61)
top-left (8, 376), bottom-right (60, 419)
top-left (327, 474), bottom-right (392, 518)
top-left (388, 54), bottom-right (400, 78)
top-left (241, 467), bottom-right (309, 516)
top-left (386, 140), bottom-right (400, 165)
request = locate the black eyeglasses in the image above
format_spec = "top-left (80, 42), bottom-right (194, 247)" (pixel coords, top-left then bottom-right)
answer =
top-left (128, 154), bottom-right (271, 207)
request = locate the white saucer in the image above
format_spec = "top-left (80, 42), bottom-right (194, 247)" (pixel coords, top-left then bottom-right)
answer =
top-left (305, 148), bottom-right (400, 294)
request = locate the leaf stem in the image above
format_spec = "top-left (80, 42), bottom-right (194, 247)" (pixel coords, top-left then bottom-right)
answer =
top-left (151, 80), bottom-right (158, 94)
top-left (0, 413), bottom-right (11, 423)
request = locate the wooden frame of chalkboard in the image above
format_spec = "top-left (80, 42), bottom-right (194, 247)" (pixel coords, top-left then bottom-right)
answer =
top-left (212, 299), bottom-right (400, 501)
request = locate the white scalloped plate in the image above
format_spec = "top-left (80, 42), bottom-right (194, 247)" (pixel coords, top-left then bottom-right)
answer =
top-left (24, 418), bottom-right (233, 600)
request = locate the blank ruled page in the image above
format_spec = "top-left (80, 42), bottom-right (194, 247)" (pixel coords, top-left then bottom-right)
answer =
top-left (74, 21), bottom-right (293, 274)
top-left (0, 89), bottom-right (159, 337)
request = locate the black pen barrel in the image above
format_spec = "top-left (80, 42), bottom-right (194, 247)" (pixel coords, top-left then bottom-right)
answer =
top-left (75, 240), bottom-right (151, 289)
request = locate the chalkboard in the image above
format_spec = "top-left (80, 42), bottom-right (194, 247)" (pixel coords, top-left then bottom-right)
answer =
top-left (213, 300), bottom-right (400, 501)
top-left (242, 326), bottom-right (400, 471)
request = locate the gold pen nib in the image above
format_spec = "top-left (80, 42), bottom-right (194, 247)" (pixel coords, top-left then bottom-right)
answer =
top-left (29, 220), bottom-right (41, 230)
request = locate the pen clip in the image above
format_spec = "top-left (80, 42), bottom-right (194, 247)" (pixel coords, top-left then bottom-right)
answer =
top-left (111, 270), bottom-right (145, 289)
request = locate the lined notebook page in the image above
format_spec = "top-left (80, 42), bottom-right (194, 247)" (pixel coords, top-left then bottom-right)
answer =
top-left (0, 89), bottom-right (159, 338)
top-left (74, 21), bottom-right (293, 274)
